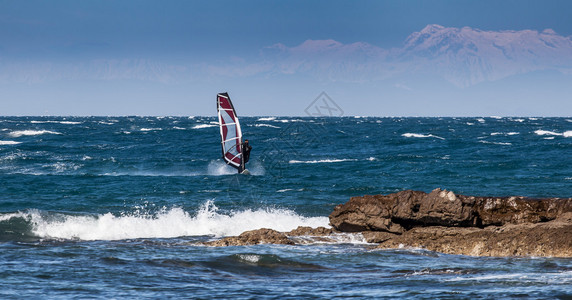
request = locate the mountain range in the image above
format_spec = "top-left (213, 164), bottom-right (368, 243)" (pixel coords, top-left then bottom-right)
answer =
top-left (2, 24), bottom-right (571, 89)
top-left (261, 24), bottom-right (572, 87)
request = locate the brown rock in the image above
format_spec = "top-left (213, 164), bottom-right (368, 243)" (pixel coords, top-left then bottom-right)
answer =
top-left (329, 193), bottom-right (406, 233)
top-left (375, 220), bottom-right (572, 257)
top-left (329, 189), bottom-right (572, 232)
top-left (286, 226), bottom-right (336, 236)
top-left (204, 228), bottom-right (295, 246)
top-left (476, 196), bottom-right (572, 226)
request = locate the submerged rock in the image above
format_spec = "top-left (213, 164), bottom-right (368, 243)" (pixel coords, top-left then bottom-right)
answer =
top-left (286, 226), bottom-right (336, 236)
top-left (204, 228), bottom-right (294, 246)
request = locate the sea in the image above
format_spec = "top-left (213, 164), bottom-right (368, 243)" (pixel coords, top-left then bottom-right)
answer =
top-left (1, 116), bottom-right (571, 299)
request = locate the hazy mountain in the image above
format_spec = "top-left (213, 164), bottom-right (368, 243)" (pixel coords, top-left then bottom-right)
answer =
top-left (3, 24), bottom-right (571, 90)
top-left (262, 24), bottom-right (572, 87)
top-left (399, 24), bottom-right (572, 86)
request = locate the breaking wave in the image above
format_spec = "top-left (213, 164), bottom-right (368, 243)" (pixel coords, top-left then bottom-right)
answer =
top-left (402, 133), bottom-right (445, 140)
top-left (534, 130), bottom-right (572, 137)
top-left (254, 124), bottom-right (280, 128)
top-left (289, 159), bottom-right (357, 164)
top-left (1, 201), bottom-right (329, 241)
top-left (192, 124), bottom-right (218, 129)
top-left (8, 130), bottom-right (61, 137)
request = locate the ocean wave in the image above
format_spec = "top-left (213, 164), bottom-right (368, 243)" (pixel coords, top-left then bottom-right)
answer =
top-left (140, 128), bottom-right (162, 132)
top-left (490, 132), bottom-right (519, 136)
top-left (402, 133), bottom-right (445, 140)
top-left (192, 124), bottom-right (218, 129)
top-left (479, 141), bottom-right (512, 146)
top-left (30, 120), bottom-right (82, 125)
top-left (8, 130), bottom-right (62, 137)
top-left (535, 130), bottom-right (572, 137)
top-left (289, 159), bottom-right (357, 164)
top-left (254, 124), bottom-right (280, 128)
top-left (14, 201), bottom-right (329, 241)
top-left (257, 117), bottom-right (276, 121)
top-left (276, 119), bottom-right (306, 123)
top-left (0, 140), bottom-right (21, 145)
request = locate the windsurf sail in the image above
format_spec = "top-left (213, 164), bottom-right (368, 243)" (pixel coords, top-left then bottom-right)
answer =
top-left (217, 92), bottom-right (245, 173)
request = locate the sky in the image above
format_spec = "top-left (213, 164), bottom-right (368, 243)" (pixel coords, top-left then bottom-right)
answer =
top-left (1, 0), bottom-right (571, 116)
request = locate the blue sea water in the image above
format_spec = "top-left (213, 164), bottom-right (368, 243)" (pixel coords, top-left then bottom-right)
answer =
top-left (0, 116), bottom-right (571, 299)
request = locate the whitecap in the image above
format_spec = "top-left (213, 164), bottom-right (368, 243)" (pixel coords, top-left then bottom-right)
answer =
top-left (192, 124), bottom-right (218, 129)
top-left (8, 130), bottom-right (61, 138)
top-left (479, 141), bottom-right (512, 146)
top-left (289, 158), bottom-right (357, 164)
top-left (28, 201), bottom-right (330, 240)
top-left (30, 120), bottom-right (82, 125)
top-left (491, 132), bottom-right (520, 136)
top-left (257, 117), bottom-right (276, 121)
top-left (535, 130), bottom-right (568, 137)
top-left (254, 124), bottom-right (280, 128)
top-left (140, 128), bottom-right (162, 132)
top-left (0, 140), bottom-right (21, 145)
top-left (402, 133), bottom-right (445, 140)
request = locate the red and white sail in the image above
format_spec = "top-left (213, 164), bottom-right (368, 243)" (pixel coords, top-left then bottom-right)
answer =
top-left (217, 92), bottom-right (245, 173)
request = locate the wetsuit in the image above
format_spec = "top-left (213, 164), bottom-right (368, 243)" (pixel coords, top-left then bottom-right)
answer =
top-left (243, 142), bottom-right (252, 163)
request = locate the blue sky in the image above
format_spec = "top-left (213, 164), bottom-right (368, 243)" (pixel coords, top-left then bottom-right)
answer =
top-left (1, 0), bottom-right (571, 116)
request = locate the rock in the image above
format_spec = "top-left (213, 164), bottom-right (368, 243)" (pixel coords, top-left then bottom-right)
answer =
top-left (330, 189), bottom-right (572, 232)
top-left (361, 231), bottom-right (396, 243)
top-left (204, 228), bottom-right (295, 246)
top-left (476, 196), bottom-right (572, 226)
top-left (374, 221), bottom-right (572, 257)
top-left (328, 193), bottom-right (407, 233)
top-left (286, 226), bottom-right (336, 236)
top-left (202, 189), bottom-right (572, 257)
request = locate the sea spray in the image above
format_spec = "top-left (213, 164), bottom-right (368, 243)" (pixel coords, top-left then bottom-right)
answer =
top-left (26, 201), bottom-right (329, 241)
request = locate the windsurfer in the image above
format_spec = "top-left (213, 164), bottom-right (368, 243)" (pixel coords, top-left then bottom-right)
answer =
top-left (242, 139), bottom-right (252, 163)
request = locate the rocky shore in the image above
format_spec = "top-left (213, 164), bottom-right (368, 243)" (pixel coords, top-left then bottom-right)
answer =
top-left (204, 189), bottom-right (572, 257)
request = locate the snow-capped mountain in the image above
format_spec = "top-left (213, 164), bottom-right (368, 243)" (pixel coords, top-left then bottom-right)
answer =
top-left (259, 24), bottom-right (572, 87)
top-left (399, 24), bottom-right (572, 86)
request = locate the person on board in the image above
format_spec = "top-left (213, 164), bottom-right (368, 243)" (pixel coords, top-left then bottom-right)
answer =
top-left (242, 139), bottom-right (252, 164)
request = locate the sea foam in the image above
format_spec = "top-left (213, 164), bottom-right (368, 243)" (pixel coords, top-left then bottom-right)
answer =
top-left (402, 133), bottom-right (445, 140)
top-left (289, 159), bottom-right (357, 164)
top-left (192, 124), bottom-right (218, 129)
top-left (25, 201), bottom-right (329, 241)
top-left (8, 130), bottom-right (61, 137)
top-left (535, 130), bottom-right (572, 137)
